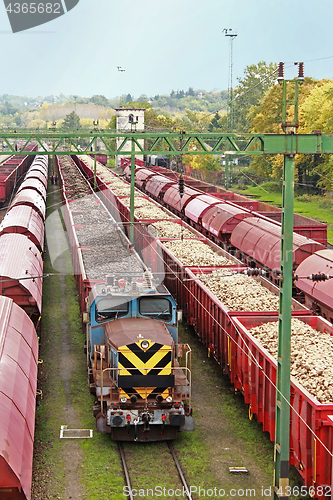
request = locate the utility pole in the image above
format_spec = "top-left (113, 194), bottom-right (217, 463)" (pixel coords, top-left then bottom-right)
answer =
top-left (129, 115), bottom-right (138, 244)
top-left (274, 61), bottom-right (304, 500)
top-left (93, 119), bottom-right (99, 191)
top-left (223, 28), bottom-right (237, 189)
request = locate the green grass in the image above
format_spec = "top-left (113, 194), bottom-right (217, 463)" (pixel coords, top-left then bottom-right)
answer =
top-left (33, 255), bottom-right (68, 498)
top-left (33, 175), bottom-right (124, 499)
top-left (64, 274), bottom-right (125, 500)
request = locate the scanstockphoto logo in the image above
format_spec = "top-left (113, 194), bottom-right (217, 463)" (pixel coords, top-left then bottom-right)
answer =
top-left (3, 0), bottom-right (79, 33)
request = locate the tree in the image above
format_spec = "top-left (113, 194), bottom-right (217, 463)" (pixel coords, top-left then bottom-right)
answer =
top-left (248, 77), bottom-right (327, 189)
top-left (186, 153), bottom-right (221, 172)
top-left (107, 115), bottom-right (116, 129)
top-left (208, 112), bottom-right (225, 132)
top-left (90, 95), bottom-right (109, 107)
top-left (298, 79), bottom-right (333, 190)
top-left (0, 101), bottom-right (19, 116)
top-left (176, 90), bottom-right (185, 99)
top-left (232, 61), bottom-right (278, 132)
top-left (62, 111), bottom-right (81, 130)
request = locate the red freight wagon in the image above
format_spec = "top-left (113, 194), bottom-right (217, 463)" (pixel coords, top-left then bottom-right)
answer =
top-left (230, 314), bottom-right (333, 492)
top-left (24, 168), bottom-right (47, 187)
top-left (120, 157), bottom-right (144, 169)
top-left (181, 266), bottom-right (309, 376)
top-left (184, 194), bottom-right (221, 226)
top-left (89, 153), bottom-right (108, 165)
top-left (157, 241), bottom-right (242, 312)
top-left (0, 233), bottom-right (43, 320)
top-left (0, 205), bottom-right (45, 252)
top-left (0, 156), bottom-right (30, 204)
top-left (11, 189), bottom-right (46, 221)
top-left (201, 203), bottom-right (254, 244)
top-left (230, 217), bottom-right (324, 283)
top-left (123, 163), bottom-right (144, 182)
top-left (0, 144), bottom-right (37, 204)
top-left (73, 156), bottom-right (128, 224)
top-left (58, 159), bottom-right (107, 311)
top-left (256, 211), bottom-right (327, 246)
top-left (17, 177), bottom-right (47, 201)
top-left (295, 249), bottom-right (333, 322)
top-left (132, 168), bottom-right (157, 189)
top-left (145, 175), bottom-right (175, 201)
top-left (28, 156), bottom-right (48, 176)
top-left (162, 184), bottom-right (199, 214)
top-left (0, 296), bottom-right (38, 500)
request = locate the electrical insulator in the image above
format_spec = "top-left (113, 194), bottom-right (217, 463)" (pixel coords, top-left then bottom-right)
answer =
top-left (277, 62), bottom-right (284, 81)
top-left (307, 273), bottom-right (330, 281)
top-left (178, 175), bottom-right (184, 198)
top-left (298, 62), bottom-right (304, 79)
top-left (243, 268), bottom-right (265, 277)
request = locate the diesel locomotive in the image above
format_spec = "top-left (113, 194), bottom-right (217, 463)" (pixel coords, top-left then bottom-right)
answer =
top-left (86, 270), bottom-right (193, 442)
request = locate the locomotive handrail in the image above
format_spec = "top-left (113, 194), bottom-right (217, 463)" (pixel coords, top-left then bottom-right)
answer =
top-left (99, 366), bottom-right (192, 415)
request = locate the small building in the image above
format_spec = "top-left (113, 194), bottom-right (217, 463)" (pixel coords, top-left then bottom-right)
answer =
top-left (115, 108), bottom-right (145, 168)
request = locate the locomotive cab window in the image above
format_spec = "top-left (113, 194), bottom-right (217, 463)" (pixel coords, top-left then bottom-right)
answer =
top-left (96, 297), bottom-right (130, 322)
top-left (139, 297), bottom-right (172, 321)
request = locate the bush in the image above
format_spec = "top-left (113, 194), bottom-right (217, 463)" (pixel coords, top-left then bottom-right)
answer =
top-left (260, 181), bottom-right (282, 192)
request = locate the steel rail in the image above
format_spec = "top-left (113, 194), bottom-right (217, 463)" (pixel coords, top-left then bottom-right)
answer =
top-left (168, 441), bottom-right (193, 500)
top-left (118, 443), bottom-right (134, 500)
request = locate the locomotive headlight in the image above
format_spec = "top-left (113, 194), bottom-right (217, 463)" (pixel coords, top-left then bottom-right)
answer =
top-left (120, 397), bottom-right (127, 403)
top-left (141, 340), bottom-right (149, 350)
top-left (166, 396), bottom-right (172, 403)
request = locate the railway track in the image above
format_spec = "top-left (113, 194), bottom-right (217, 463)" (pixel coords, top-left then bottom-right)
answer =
top-left (119, 441), bottom-right (193, 500)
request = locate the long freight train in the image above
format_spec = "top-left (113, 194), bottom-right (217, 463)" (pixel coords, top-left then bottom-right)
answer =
top-left (73, 153), bottom-right (333, 496)
top-left (56, 155), bottom-right (193, 441)
top-left (0, 153), bottom-right (47, 500)
top-left (119, 159), bottom-right (333, 322)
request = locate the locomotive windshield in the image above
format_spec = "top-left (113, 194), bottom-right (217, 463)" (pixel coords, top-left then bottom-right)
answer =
top-left (139, 297), bottom-right (172, 321)
top-left (96, 297), bottom-right (130, 322)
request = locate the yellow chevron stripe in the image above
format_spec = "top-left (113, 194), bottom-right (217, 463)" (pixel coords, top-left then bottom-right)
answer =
top-left (119, 345), bottom-right (171, 375)
top-left (119, 387), bottom-right (171, 400)
top-left (119, 347), bottom-right (147, 375)
top-left (134, 387), bottom-right (157, 398)
top-left (118, 362), bottom-right (131, 376)
top-left (144, 349), bottom-right (171, 372)
top-left (119, 388), bottom-right (130, 398)
top-left (156, 361), bottom-right (171, 375)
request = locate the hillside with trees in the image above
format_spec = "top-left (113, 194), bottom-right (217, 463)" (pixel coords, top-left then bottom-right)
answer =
top-left (1, 60), bottom-right (333, 194)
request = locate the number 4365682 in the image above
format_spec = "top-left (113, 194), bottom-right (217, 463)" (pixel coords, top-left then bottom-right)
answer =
top-left (6, 3), bottom-right (61, 14)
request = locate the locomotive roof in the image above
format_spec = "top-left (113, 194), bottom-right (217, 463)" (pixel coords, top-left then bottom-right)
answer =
top-left (88, 282), bottom-right (171, 305)
top-left (105, 317), bottom-right (173, 349)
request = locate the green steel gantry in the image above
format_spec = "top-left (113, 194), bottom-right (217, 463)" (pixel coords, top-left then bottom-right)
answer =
top-left (0, 64), bottom-right (329, 498)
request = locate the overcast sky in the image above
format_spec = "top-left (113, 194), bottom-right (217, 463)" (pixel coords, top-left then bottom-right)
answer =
top-left (1, 0), bottom-right (332, 99)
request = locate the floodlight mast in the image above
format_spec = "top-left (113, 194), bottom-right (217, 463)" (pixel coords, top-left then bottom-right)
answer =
top-left (223, 28), bottom-right (237, 189)
top-left (223, 28), bottom-right (238, 132)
